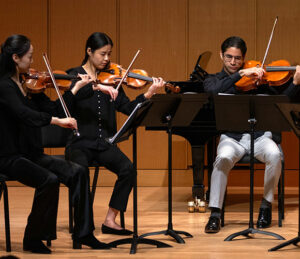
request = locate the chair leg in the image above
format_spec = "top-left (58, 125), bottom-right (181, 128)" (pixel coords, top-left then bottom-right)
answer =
top-left (221, 189), bottom-right (226, 227)
top-left (120, 211), bottom-right (125, 228)
top-left (90, 167), bottom-right (126, 228)
top-left (2, 182), bottom-right (11, 252)
top-left (0, 185), bottom-right (3, 201)
top-left (277, 175), bottom-right (282, 227)
top-left (68, 189), bottom-right (73, 233)
top-left (281, 161), bottom-right (285, 220)
top-left (91, 167), bottom-right (99, 205)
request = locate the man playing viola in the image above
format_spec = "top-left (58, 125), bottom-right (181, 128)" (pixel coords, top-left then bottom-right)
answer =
top-left (204, 36), bottom-right (300, 234)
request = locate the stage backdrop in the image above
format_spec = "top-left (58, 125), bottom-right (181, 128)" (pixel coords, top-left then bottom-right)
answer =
top-left (1, 0), bottom-right (299, 188)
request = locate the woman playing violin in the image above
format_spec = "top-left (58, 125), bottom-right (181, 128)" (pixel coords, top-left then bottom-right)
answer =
top-left (204, 36), bottom-right (300, 234)
top-left (65, 32), bottom-right (165, 235)
top-left (0, 34), bottom-right (112, 253)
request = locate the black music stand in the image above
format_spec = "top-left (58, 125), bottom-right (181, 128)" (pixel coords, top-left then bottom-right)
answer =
top-left (214, 95), bottom-right (289, 241)
top-left (107, 100), bottom-right (171, 254)
top-left (139, 94), bottom-right (209, 243)
top-left (269, 103), bottom-right (300, 251)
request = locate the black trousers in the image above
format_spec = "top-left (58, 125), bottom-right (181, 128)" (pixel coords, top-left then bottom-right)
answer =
top-left (0, 153), bottom-right (94, 241)
top-left (66, 145), bottom-right (136, 212)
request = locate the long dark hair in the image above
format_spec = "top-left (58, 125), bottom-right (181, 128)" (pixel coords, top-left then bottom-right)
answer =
top-left (221, 36), bottom-right (247, 57)
top-left (81, 32), bottom-right (113, 65)
top-left (0, 34), bottom-right (31, 79)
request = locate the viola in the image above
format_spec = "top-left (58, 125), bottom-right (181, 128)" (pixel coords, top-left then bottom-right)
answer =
top-left (97, 63), bottom-right (180, 93)
top-left (235, 59), bottom-right (293, 92)
top-left (22, 68), bottom-right (79, 93)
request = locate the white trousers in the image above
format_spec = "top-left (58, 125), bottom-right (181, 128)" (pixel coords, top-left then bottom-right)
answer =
top-left (208, 132), bottom-right (282, 209)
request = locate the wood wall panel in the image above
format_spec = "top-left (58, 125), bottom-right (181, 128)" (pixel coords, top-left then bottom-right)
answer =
top-left (281, 132), bottom-right (299, 169)
top-left (49, 0), bottom-right (118, 70)
top-left (256, 0), bottom-right (300, 172)
top-left (118, 0), bottom-right (189, 169)
top-left (0, 0), bottom-right (48, 69)
top-left (189, 0), bottom-right (256, 74)
top-left (256, 0), bottom-right (300, 64)
top-left (47, 0), bottom-right (118, 156)
top-left (1, 0), bottom-right (300, 187)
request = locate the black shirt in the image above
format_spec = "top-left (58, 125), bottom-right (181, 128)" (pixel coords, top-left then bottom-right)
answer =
top-left (0, 77), bottom-right (75, 158)
top-left (67, 66), bottom-right (147, 151)
top-left (203, 69), bottom-right (300, 143)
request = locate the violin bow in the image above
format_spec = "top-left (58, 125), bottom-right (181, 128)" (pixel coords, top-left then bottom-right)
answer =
top-left (115, 49), bottom-right (141, 91)
top-left (261, 16), bottom-right (278, 67)
top-left (42, 53), bottom-right (80, 136)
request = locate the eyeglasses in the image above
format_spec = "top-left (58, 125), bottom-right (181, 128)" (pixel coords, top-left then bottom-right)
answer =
top-left (223, 54), bottom-right (243, 62)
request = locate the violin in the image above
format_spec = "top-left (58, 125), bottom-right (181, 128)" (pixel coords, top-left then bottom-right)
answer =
top-left (97, 62), bottom-right (180, 93)
top-left (235, 59), bottom-right (293, 92)
top-left (234, 17), bottom-right (294, 91)
top-left (22, 68), bottom-right (79, 93)
top-left (235, 59), bottom-right (296, 91)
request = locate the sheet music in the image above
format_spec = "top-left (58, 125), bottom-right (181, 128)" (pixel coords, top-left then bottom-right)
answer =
top-left (106, 101), bottom-right (151, 145)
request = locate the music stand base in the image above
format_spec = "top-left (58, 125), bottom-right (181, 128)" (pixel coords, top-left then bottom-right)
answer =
top-left (140, 228), bottom-right (193, 244)
top-left (224, 227), bottom-right (285, 241)
top-left (109, 235), bottom-right (171, 254)
top-left (269, 236), bottom-right (300, 251)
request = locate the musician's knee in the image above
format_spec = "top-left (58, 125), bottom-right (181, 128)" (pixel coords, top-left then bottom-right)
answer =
top-left (42, 173), bottom-right (59, 190)
top-left (119, 161), bottom-right (136, 181)
top-left (265, 149), bottom-right (282, 166)
top-left (71, 162), bottom-right (89, 182)
top-left (214, 155), bottom-right (235, 171)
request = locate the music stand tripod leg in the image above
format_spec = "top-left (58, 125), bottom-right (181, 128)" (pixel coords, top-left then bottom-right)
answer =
top-left (108, 130), bottom-right (171, 254)
top-left (225, 106), bottom-right (284, 241)
top-left (269, 140), bottom-right (300, 251)
top-left (140, 124), bottom-right (193, 243)
top-left (269, 237), bottom-right (300, 251)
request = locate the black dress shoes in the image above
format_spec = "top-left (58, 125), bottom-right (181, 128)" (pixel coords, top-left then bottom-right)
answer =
top-left (101, 224), bottom-right (133, 235)
top-left (205, 216), bottom-right (221, 233)
top-left (73, 234), bottom-right (111, 250)
top-left (256, 207), bottom-right (272, 228)
top-left (23, 239), bottom-right (52, 254)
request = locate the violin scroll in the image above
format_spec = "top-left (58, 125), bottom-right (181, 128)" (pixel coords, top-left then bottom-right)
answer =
top-left (164, 82), bottom-right (181, 93)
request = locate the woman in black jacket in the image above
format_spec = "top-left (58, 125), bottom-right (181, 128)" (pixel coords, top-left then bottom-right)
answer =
top-left (66, 32), bottom-right (165, 235)
top-left (0, 34), bottom-right (110, 253)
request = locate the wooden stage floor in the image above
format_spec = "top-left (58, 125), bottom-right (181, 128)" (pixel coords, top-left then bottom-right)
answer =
top-left (0, 186), bottom-right (299, 258)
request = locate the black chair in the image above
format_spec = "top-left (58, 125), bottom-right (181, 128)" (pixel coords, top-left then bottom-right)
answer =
top-left (0, 173), bottom-right (12, 252)
top-left (220, 144), bottom-right (285, 228)
top-left (41, 125), bottom-right (125, 234)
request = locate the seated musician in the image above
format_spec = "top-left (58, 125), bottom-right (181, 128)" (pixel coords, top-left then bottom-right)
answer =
top-left (0, 34), bottom-right (112, 253)
top-left (203, 36), bottom-right (300, 233)
top-left (65, 32), bottom-right (165, 235)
